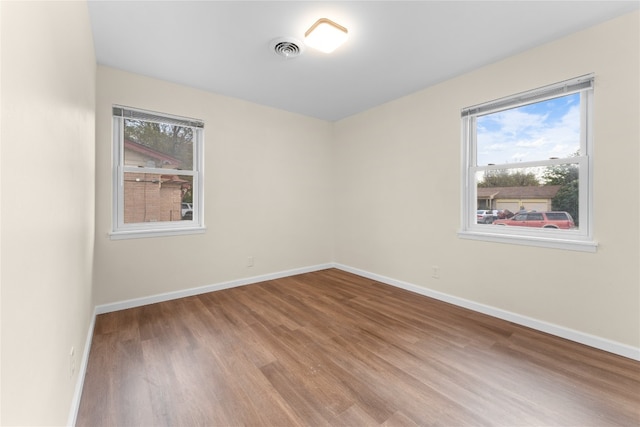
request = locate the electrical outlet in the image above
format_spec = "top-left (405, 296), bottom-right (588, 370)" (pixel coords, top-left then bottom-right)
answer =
top-left (247, 256), bottom-right (254, 267)
top-left (432, 266), bottom-right (440, 279)
top-left (69, 347), bottom-right (76, 379)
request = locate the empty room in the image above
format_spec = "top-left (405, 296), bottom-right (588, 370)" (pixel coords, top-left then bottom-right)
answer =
top-left (1, 1), bottom-right (639, 426)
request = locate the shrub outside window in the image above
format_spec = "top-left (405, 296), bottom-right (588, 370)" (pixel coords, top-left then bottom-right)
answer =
top-left (459, 75), bottom-right (597, 252)
top-left (111, 106), bottom-right (205, 239)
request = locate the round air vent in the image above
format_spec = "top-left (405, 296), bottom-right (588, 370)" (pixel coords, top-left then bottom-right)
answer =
top-left (270, 37), bottom-right (305, 59)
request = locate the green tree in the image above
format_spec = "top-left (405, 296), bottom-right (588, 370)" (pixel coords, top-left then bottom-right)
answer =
top-left (542, 163), bottom-right (579, 186)
top-left (551, 180), bottom-right (579, 225)
top-left (543, 163), bottom-right (580, 225)
top-left (478, 170), bottom-right (539, 187)
top-left (124, 119), bottom-right (194, 168)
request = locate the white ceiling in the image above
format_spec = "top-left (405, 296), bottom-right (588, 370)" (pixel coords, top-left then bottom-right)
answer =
top-left (87, 1), bottom-right (639, 121)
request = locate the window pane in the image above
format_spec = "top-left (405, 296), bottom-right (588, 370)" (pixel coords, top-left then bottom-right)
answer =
top-left (477, 93), bottom-right (580, 166)
top-left (123, 119), bottom-right (194, 169)
top-left (123, 172), bottom-right (193, 223)
top-left (475, 164), bottom-right (579, 229)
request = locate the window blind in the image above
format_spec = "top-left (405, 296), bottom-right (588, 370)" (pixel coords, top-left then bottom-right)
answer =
top-left (462, 74), bottom-right (594, 117)
top-left (113, 106), bottom-right (204, 129)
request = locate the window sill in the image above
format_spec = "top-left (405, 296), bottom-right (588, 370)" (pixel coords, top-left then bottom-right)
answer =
top-left (109, 226), bottom-right (206, 240)
top-left (458, 229), bottom-right (598, 252)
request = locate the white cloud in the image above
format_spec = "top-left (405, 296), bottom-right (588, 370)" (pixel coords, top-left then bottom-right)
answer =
top-left (477, 100), bottom-right (580, 165)
top-left (516, 138), bottom-right (545, 148)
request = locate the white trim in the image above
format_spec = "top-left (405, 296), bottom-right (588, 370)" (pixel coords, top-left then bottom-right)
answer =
top-left (333, 263), bottom-right (640, 361)
top-left (93, 261), bottom-right (638, 358)
top-left (460, 76), bottom-right (596, 251)
top-left (109, 225), bottom-right (206, 240)
top-left (67, 307), bottom-right (97, 427)
top-left (458, 230), bottom-right (598, 252)
top-left (68, 264), bottom-right (333, 425)
top-left (70, 261), bottom-right (639, 424)
top-left (112, 107), bottom-right (205, 237)
top-left (95, 263), bottom-right (334, 314)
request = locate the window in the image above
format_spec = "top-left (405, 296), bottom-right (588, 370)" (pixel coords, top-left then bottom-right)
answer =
top-left (111, 106), bottom-right (205, 239)
top-left (459, 75), bottom-right (597, 252)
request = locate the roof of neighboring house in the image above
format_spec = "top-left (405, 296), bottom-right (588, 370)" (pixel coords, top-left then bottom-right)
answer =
top-left (477, 185), bottom-right (561, 199)
top-left (124, 139), bottom-right (182, 167)
top-left (161, 175), bottom-right (191, 190)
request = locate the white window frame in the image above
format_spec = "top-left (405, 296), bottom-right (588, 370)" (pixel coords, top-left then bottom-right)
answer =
top-left (459, 75), bottom-right (597, 252)
top-left (110, 106), bottom-right (205, 239)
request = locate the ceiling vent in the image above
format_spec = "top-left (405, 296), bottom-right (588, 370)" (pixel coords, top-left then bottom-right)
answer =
top-left (270, 37), bottom-right (305, 59)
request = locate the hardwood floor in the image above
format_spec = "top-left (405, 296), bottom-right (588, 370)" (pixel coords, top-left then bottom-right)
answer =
top-left (77, 269), bottom-right (640, 426)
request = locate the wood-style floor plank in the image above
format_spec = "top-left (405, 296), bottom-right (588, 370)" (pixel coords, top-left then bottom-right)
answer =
top-left (77, 268), bottom-right (640, 426)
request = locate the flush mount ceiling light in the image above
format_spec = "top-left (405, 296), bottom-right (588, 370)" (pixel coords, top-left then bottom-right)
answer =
top-left (304, 18), bottom-right (348, 53)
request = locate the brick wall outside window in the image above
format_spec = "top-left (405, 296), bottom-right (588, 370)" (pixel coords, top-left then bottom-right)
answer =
top-left (123, 172), bottom-right (183, 223)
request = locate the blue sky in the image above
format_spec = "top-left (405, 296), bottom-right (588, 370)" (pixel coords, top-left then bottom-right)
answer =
top-left (477, 93), bottom-right (580, 166)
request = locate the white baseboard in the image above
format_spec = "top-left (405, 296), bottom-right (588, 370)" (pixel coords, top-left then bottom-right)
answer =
top-left (67, 307), bottom-right (97, 427)
top-left (95, 263), bottom-right (334, 315)
top-left (93, 261), bottom-right (640, 361)
top-left (70, 263), bottom-right (333, 425)
top-left (70, 261), bottom-right (638, 425)
top-left (333, 263), bottom-right (640, 361)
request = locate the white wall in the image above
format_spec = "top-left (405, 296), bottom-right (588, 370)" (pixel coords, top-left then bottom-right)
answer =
top-left (95, 11), bottom-right (639, 352)
top-left (93, 67), bottom-right (334, 305)
top-left (0, 1), bottom-right (96, 425)
top-left (334, 11), bottom-right (639, 349)
top-left (0, 4), bottom-right (635, 425)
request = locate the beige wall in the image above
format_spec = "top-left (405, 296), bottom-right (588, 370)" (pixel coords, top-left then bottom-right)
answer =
top-left (96, 12), bottom-right (638, 349)
top-left (0, 1), bottom-right (96, 425)
top-left (334, 11), bottom-right (640, 348)
top-left (93, 67), bottom-right (334, 305)
top-left (0, 4), bottom-right (637, 425)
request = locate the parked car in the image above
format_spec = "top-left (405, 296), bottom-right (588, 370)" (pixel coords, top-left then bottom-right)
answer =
top-left (477, 210), bottom-right (498, 224)
top-left (493, 211), bottom-right (575, 229)
top-left (181, 203), bottom-right (193, 219)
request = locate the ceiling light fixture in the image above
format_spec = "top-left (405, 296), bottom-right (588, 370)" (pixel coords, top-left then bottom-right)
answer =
top-left (304, 18), bottom-right (348, 53)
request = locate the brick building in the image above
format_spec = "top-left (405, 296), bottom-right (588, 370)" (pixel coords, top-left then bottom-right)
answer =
top-left (123, 139), bottom-right (191, 223)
